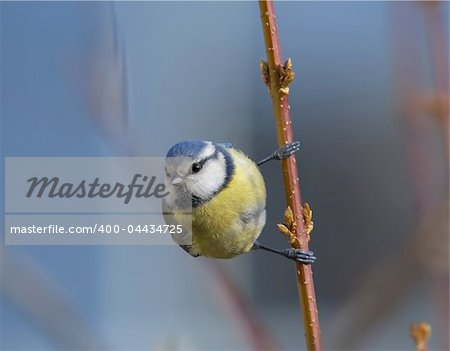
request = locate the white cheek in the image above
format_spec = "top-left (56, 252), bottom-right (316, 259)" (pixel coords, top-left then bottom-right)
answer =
top-left (187, 156), bottom-right (227, 199)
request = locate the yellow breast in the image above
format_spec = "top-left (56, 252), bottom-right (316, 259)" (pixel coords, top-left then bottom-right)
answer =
top-left (190, 148), bottom-right (266, 258)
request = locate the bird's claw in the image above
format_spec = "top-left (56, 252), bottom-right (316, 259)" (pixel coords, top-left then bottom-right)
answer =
top-left (284, 248), bottom-right (316, 264)
top-left (273, 141), bottom-right (301, 160)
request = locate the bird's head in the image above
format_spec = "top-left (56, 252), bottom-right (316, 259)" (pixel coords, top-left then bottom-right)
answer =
top-left (164, 140), bottom-right (234, 208)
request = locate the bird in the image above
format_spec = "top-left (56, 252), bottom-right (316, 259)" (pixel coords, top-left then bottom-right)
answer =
top-left (162, 140), bottom-right (315, 264)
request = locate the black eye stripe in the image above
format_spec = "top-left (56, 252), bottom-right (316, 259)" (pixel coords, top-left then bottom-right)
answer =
top-left (195, 149), bottom-right (220, 168)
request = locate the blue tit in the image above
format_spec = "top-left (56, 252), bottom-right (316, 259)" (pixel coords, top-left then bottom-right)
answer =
top-left (163, 140), bottom-right (315, 264)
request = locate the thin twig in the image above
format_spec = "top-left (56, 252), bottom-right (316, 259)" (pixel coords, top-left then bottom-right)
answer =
top-left (258, 1), bottom-right (321, 350)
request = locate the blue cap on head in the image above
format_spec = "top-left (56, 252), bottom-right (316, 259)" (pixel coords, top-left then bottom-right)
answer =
top-left (166, 140), bottom-right (207, 158)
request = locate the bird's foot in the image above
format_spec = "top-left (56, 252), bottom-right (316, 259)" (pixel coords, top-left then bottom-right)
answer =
top-left (272, 141), bottom-right (301, 160)
top-left (257, 141), bottom-right (301, 166)
top-left (283, 248), bottom-right (316, 264)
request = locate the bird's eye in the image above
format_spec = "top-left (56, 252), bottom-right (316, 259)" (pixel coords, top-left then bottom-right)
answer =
top-left (191, 163), bottom-right (202, 173)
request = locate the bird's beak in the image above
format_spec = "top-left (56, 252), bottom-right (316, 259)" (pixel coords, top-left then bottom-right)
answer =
top-left (171, 177), bottom-right (183, 185)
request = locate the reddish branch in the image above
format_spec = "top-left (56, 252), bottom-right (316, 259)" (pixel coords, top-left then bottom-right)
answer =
top-left (258, 1), bottom-right (321, 350)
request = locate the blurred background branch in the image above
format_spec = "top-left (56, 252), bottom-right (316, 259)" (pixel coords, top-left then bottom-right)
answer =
top-left (329, 2), bottom-right (449, 349)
